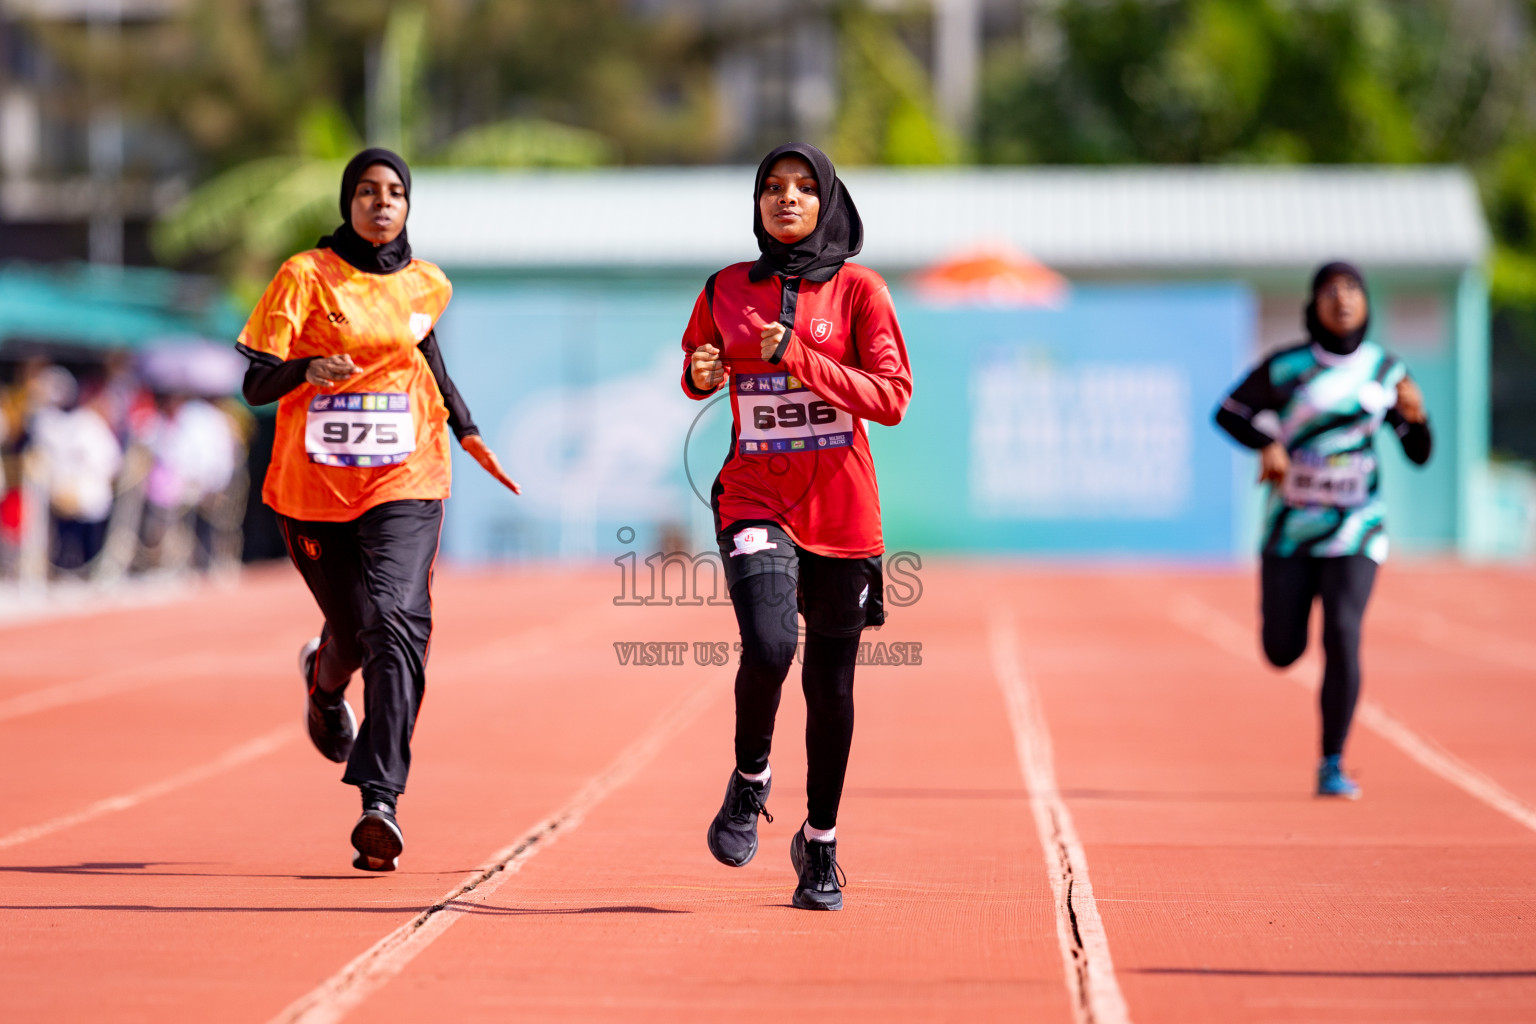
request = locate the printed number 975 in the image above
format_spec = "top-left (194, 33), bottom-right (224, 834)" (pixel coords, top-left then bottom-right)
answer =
top-left (322, 422), bottom-right (399, 445)
top-left (753, 401), bottom-right (836, 430)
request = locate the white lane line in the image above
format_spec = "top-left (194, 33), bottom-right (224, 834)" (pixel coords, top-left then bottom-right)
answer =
top-left (1377, 607), bottom-right (1536, 673)
top-left (1165, 593), bottom-right (1315, 672)
top-left (0, 726), bottom-right (295, 851)
top-left (0, 608), bottom-right (591, 726)
top-left (1169, 593), bottom-right (1536, 835)
top-left (268, 675), bottom-right (721, 1024)
top-left (0, 575), bottom-right (195, 627)
top-left (0, 652), bottom-right (233, 726)
top-left (990, 611), bottom-right (1132, 1024)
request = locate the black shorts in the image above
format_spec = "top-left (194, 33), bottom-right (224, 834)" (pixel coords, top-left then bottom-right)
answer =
top-left (718, 520), bottom-right (885, 636)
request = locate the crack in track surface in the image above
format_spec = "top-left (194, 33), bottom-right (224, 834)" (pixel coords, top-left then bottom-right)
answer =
top-left (269, 678), bottom-right (719, 1024)
top-left (992, 611), bottom-right (1131, 1024)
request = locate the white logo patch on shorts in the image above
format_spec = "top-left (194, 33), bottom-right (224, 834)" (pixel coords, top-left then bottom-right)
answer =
top-left (858, 583), bottom-right (869, 608)
top-left (729, 527), bottom-right (778, 558)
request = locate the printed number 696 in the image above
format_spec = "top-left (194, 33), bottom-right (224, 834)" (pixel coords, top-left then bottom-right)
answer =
top-left (753, 401), bottom-right (837, 430)
top-left (322, 422), bottom-right (399, 445)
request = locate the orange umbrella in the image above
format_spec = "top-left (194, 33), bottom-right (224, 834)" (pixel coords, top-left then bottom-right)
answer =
top-left (912, 245), bottom-right (1068, 308)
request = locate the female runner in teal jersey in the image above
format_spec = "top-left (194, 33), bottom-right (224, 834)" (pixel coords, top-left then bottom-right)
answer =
top-left (1215, 261), bottom-right (1432, 799)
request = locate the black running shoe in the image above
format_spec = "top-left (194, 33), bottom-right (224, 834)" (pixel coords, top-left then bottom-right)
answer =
top-left (790, 826), bottom-right (845, 911)
top-left (706, 769), bottom-right (772, 867)
top-left (300, 637), bottom-right (356, 764)
top-left (351, 788), bottom-right (403, 872)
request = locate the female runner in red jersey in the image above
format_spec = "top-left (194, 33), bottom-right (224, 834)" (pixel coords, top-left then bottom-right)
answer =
top-left (681, 143), bottom-right (912, 910)
top-left (237, 148), bottom-right (519, 871)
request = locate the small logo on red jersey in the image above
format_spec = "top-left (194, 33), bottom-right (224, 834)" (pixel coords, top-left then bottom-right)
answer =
top-left (327, 311), bottom-right (349, 325)
top-left (299, 535), bottom-right (322, 560)
top-left (810, 318), bottom-right (833, 342)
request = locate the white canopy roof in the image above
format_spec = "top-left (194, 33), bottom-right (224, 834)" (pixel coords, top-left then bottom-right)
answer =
top-left (410, 165), bottom-right (1488, 274)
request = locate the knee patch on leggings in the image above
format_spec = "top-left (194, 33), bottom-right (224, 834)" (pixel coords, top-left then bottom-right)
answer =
top-left (730, 571), bottom-right (800, 671)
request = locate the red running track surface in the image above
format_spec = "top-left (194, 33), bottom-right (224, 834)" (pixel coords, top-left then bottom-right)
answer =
top-left (0, 561), bottom-right (1533, 1022)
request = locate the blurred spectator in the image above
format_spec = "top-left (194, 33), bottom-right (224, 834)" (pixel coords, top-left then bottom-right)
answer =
top-left (99, 351), bottom-right (153, 444)
top-left (1, 361), bottom-right (66, 575)
top-left (1, 359), bottom-right (46, 494)
top-left (146, 395), bottom-right (238, 512)
top-left (129, 342), bottom-right (247, 572)
top-left (138, 391), bottom-right (241, 573)
top-left (0, 344), bottom-right (249, 585)
top-left (32, 379), bottom-right (124, 571)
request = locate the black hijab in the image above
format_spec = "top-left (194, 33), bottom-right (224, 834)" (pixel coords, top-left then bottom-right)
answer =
top-left (318, 148), bottom-right (413, 275)
top-left (1305, 260), bottom-right (1370, 356)
top-left (749, 143), bottom-right (863, 283)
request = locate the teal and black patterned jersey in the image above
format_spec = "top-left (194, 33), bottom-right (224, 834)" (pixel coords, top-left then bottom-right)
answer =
top-left (1215, 340), bottom-right (1432, 563)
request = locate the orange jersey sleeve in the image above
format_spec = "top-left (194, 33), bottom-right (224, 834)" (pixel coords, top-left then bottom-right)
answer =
top-left (237, 259), bottom-right (314, 362)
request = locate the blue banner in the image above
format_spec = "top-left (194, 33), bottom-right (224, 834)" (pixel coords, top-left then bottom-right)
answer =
top-left (436, 278), bottom-right (1252, 560)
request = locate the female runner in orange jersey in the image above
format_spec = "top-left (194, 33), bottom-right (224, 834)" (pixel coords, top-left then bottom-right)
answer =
top-left (236, 148), bottom-right (519, 870)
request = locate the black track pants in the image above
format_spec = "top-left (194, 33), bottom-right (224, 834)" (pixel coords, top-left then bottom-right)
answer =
top-left (1260, 554), bottom-right (1377, 758)
top-left (278, 499), bottom-right (442, 794)
top-left (722, 522), bottom-right (882, 831)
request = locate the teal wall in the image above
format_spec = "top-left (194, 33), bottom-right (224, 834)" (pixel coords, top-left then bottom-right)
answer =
top-left (870, 284), bottom-right (1251, 557)
top-left (434, 266), bottom-right (1484, 563)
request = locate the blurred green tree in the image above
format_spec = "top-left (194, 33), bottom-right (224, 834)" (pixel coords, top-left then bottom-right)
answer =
top-left (147, 4), bottom-right (619, 300)
top-left (25, 0), bottom-right (713, 291)
top-left (25, 0), bottom-right (1536, 316)
top-left (978, 0), bottom-right (1536, 309)
top-left (832, 4), bottom-right (960, 166)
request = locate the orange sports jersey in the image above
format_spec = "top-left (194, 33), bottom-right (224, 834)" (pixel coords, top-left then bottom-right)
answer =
top-left (238, 247), bottom-right (454, 522)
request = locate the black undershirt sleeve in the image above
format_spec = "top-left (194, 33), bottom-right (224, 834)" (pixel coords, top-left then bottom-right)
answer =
top-left (1387, 410), bottom-right (1433, 465)
top-left (238, 343), bottom-right (314, 407)
top-left (236, 335), bottom-right (480, 443)
top-left (1214, 360), bottom-right (1279, 450)
top-left (417, 329), bottom-right (480, 441)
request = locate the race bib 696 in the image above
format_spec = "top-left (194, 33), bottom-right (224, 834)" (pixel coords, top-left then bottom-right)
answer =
top-left (734, 372), bottom-right (853, 456)
top-left (304, 392), bottom-right (416, 468)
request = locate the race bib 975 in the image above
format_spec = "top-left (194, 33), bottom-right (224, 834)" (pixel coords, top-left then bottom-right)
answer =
top-left (734, 372), bottom-right (853, 456)
top-left (304, 392), bottom-right (416, 468)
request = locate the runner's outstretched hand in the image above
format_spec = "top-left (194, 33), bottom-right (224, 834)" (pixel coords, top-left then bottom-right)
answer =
top-left (1259, 441), bottom-right (1290, 485)
top-left (461, 435), bottom-right (521, 494)
top-left (306, 354), bottom-right (361, 388)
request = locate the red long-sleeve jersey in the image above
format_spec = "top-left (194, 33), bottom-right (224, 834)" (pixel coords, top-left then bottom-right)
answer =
top-left (680, 261), bottom-right (912, 558)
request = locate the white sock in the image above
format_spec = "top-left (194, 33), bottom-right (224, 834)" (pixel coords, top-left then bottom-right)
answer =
top-left (802, 822), bottom-right (835, 844)
top-left (737, 765), bottom-right (771, 784)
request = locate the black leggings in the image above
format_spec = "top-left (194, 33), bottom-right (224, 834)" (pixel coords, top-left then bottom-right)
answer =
top-left (728, 551), bottom-right (876, 830)
top-left (1260, 554), bottom-right (1377, 758)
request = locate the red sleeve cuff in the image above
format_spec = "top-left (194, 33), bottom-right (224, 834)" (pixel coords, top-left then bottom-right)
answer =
top-left (770, 331), bottom-right (801, 370)
top-left (682, 368), bottom-right (721, 398)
